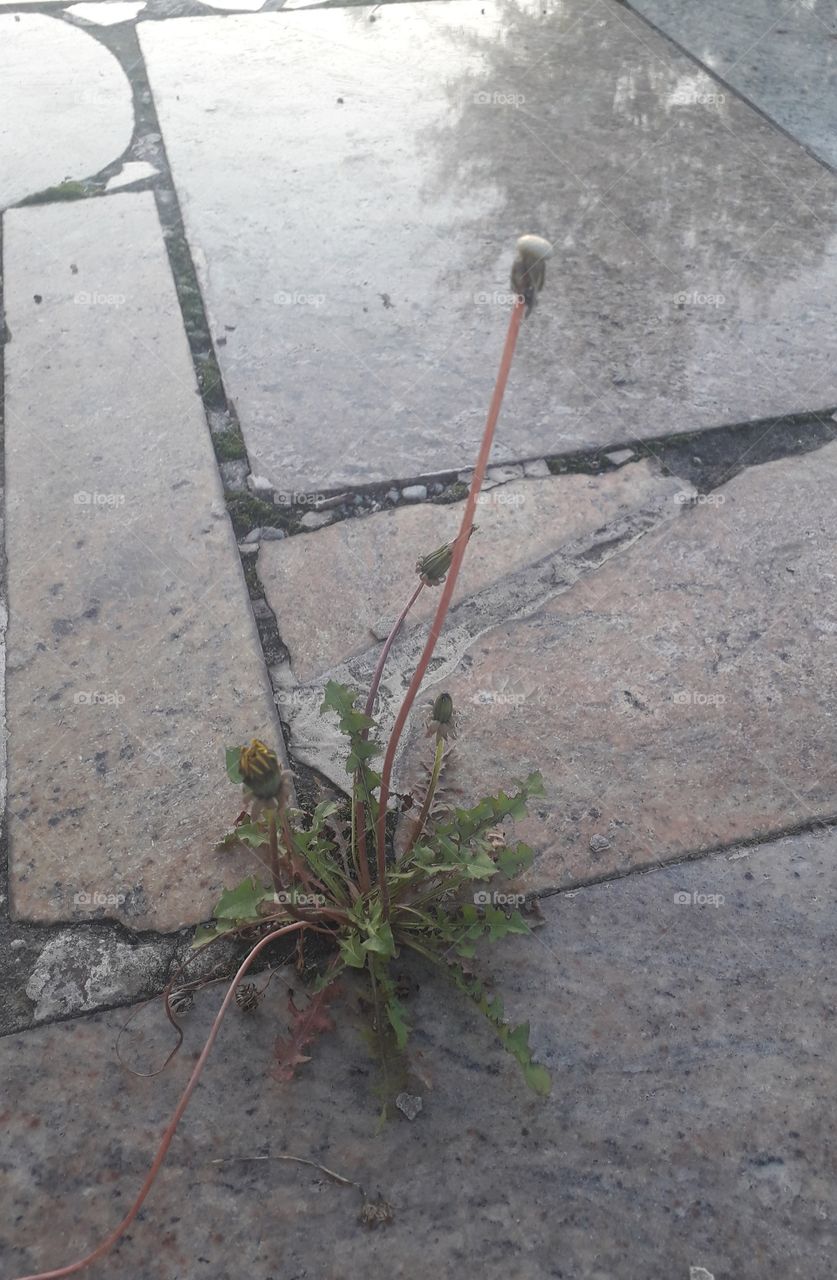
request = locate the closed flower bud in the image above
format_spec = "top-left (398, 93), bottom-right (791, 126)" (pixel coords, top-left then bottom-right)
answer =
top-left (426, 691), bottom-right (456, 740)
top-left (416, 526), bottom-right (476, 586)
top-left (239, 738), bottom-right (285, 800)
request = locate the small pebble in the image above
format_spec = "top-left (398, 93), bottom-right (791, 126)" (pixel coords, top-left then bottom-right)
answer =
top-left (300, 510), bottom-right (334, 530)
top-left (395, 1091), bottom-right (423, 1121)
top-left (603, 449), bottom-right (634, 468)
top-left (260, 526), bottom-right (286, 541)
top-left (239, 542), bottom-right (259, 556)
top-left (386, 488), bottom-right (400, 504)
top-left (246, 473), bottom-right (273, 495)
top-left (523, 458), bottom-right (551, 478)
top-left (589, 833), bottom-right (612, 853)
top-left (244, 527), bottom-right (262, 543)
top-left (400, 484), bottom-right (427, 502)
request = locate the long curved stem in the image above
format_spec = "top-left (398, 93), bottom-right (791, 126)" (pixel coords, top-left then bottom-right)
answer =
top-left (13, 922), bottom-right (310, 1280)
top-left (374, 298), bottom-right (525, 915)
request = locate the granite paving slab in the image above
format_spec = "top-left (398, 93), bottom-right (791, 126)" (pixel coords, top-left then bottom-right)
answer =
top-left (140, 1), bottom-right (837, 492)
top-left (260, 460), bottom-right (684, 683)
top-left (395, 438), bottom-right (837, 891)
top-left (627, 0), bottom-right (837, 168)
top-left (4, 193), bottom-right (281, 932)
top-left (2, 826), bottom-right (834, 1279)
top-left (0, 14), bottom-right (134, 210)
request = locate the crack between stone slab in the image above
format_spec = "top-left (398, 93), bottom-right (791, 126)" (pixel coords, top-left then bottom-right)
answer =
top-left (529, 809), bottom-right (837, 904)
top-left (621, 0), bottom-right (837, 178)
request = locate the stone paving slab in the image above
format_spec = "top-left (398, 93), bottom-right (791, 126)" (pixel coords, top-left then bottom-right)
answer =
top-left (395, 439), bottom-right (837, 891)
top-left (4, 193), bottom-right (281, 932)
top-left (2, 826), bottom-right (834, 1279)
top-left (260, 460), bottom-right (683, 683)
top-left (0, 14), bottom-right (134, 210)
top-left (140, 2), bottom-right (837, 492)
top-left (628, 0), bottom-right (837, 168)
top-left (264, 459), bottom-right (690, 784)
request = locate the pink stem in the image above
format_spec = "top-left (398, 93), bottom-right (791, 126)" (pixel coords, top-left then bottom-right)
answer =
top-left (13, 922), bottom-right (310, 1280)
top-left (374, 298), bottom-right (525, 915)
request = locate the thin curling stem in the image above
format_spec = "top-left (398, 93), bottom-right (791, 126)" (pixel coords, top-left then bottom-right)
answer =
top-left (375, 297), bottom-right (526, 916)
top-left (12, 922), bottom-right (310, 1280)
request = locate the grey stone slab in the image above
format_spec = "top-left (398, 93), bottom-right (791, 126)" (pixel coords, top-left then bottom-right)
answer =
top-left (0, 15), bottom-right (134, 209)
top-left (2, 826), bottom-right (835, 1278)
top-left (4, 194), bottom-right (282, 932)
top-left (397, 439), bottom-right (837, 891)
top-left (628, 0), bottom-right (837, 168)
top-left (260, 460), bottom-right (684, 683)
top-left (140, 3), bottom-right (837, 492)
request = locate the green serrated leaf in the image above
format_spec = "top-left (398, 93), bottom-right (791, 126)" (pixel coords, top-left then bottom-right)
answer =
top-left (213, 875), bottom-right (272, 921)
top-left (339, 932), bottom-right (366, 969)
top-left (192, 919), bottom-right (235, 949)
top-left (362, 921), bottom-right (396, 958)
top-left (497, 841), bottom-right (534, 878)
top-left (225, 746), bottom-right (242, 784)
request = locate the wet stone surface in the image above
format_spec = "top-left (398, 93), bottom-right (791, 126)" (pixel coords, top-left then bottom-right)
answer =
top-left (396, 441), bottom-right (837, 891)
top-left (628, 0), bottom-right (837, 168)
top-left (0, 13), bottom-right (134, 210)
top-left (140, 1), bottom-right (837, 491)
top-left (1, 826), bottom-right (834, 1279)
top-left (4, 195), bottom-right (281, 932)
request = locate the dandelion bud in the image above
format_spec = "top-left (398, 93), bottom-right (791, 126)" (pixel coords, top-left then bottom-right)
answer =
top-left (239, 738), bottom-right (285, 800)
top-left (416, 526), bottom-right (477, 586)
top-left (426, 691), bottom-right (456, 741)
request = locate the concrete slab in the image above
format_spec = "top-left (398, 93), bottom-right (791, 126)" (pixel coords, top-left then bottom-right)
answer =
top-left (396, 440), bottom-right (837, 891)
top-left (0, 14), bottom-right (134, 210)
top-left (67, 1), bottom-right (146, 23)
top-left (140, 2), bottom-right (837, 492)
top-left (260, 461), bottom-right (682, 683)
top-left (628, 0), bottom-right (837, 168)
top-left (2, 826), bottom-right (834, 1278)
top-left (4, 193), bottom-right (281, 932)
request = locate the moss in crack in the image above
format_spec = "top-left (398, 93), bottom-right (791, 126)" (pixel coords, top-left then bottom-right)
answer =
top-left (227, 494), bottom-right (296, 540)
top-left (435, 480), bottom-right (469, 504)
top-left (19, 180), bottom-right (91, 206)
top-left (241, 556), bottom-right (265, 600)
top-left (214, 428), bottom-right (247, 462)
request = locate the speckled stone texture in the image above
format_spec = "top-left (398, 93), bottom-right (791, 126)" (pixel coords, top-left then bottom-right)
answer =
top-left (627, 0), bottom-right (837, 168)
top-left (260, 461), bottom-right (683, 682)
top-left (140, 1), bottom-right (837, 491)
top-left (4, 194), bottom-right (281, 932)
top-left (0, 15), bottom-right (134, 209)
top-left (2, 827), bottom-right (834, 1279)
top-left (395, 441), bottom-right (837, 891)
